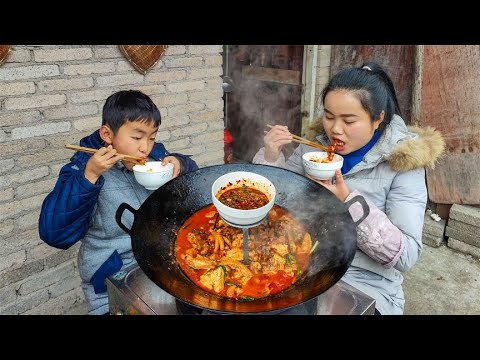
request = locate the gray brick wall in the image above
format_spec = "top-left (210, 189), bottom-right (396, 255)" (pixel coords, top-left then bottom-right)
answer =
top-left (0, 45), bottom-right (224, 314)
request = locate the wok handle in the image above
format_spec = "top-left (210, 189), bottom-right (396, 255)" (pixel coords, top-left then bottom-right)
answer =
top-left (115, 203), bottom-right (137, 235)
top-left (344, 195), bottom-right (370, 226)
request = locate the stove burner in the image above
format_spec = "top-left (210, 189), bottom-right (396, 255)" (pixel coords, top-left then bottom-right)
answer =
top-left (175, 297), bottom-right (319, 315)
top-left (106, 264), bottom-right (376, 315)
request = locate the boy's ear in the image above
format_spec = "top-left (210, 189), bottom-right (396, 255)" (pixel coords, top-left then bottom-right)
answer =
top-left (99, 125), bottom-right (114, 145)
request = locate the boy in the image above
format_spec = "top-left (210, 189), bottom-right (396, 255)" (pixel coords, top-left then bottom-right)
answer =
top-left (39, 90), bottom-right (198, 315)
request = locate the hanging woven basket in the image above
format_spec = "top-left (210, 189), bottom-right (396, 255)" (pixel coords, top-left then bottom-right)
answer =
top-left (0, 45), bottom-right (11, 66)
top-left (119, 45), bottom-right (168, 75)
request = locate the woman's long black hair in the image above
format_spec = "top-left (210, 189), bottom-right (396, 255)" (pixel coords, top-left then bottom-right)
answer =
top-left (321, 61), bottom-right (402, 131)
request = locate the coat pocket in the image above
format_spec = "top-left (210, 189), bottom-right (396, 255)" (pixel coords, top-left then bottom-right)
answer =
top-left (90, 250), bottom-right (123, 294)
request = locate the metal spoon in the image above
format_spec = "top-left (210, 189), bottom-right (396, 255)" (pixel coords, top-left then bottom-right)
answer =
top-left (242, 227), bottom-right (249, 265)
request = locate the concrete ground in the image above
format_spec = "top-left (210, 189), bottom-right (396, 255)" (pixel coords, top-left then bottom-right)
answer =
top-left (64, 242), bottom-right (480, 315)
top-left (403, 243), bottom-right (480, 315)
top-left (64, 301), bottom-right (87, 315)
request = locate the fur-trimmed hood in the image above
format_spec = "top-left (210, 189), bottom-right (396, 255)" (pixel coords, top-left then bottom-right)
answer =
top-left (313, 114), bottom-right (445, 173)
top-left (387, 125), bottom-right (445, 172)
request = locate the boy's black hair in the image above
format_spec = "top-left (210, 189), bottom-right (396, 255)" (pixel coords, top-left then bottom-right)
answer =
top-left (321, 61), bottom-right (402, 131)
top-left (102, 90), bottom-right (161, 134)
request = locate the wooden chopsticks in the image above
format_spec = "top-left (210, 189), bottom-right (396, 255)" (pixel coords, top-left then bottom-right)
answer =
top-left (65, 144), bottom-right (147, 165)
top-left (265, 124), bottom-right (332, 152)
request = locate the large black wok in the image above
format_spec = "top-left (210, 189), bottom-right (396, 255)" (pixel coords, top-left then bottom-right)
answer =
top-left (116, 164), bottom-right (368, 314)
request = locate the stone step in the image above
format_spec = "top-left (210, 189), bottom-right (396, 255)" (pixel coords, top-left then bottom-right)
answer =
top-left (446, 226), bottom-right (480, 248)
top-left (423, 213), bottom-right (445, 237)
top-left (448, 238), bottom-right (480, 259)
top-left (422, 233), bottom-right (444, 248)
top-left (449, 204), bottom-right (480, 227)
top-left (448, 219), bottom-right (480, 236)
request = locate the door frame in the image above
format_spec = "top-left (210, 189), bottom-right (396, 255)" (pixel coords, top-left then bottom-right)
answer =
top-left (300, 45), bottom-right (319, 137)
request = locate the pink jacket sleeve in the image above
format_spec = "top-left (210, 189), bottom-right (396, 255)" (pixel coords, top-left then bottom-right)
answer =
top-left (345, 189), bottom-right (405, 268)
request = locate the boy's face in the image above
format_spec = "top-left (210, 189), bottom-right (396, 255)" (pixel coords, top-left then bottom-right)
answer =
top-left (103, 120), bottom-right (159, 171)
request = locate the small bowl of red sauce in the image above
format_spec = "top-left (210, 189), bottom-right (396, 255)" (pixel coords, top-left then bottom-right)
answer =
top-left (211, 171), bottom-right (276, 227)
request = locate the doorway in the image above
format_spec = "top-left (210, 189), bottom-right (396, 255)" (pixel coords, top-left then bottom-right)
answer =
top-left (223, 45), bottom-right (305, 162)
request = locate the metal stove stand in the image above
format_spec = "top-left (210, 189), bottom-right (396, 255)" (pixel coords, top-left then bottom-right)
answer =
top-left (107, 263), bottom-right (375, 315)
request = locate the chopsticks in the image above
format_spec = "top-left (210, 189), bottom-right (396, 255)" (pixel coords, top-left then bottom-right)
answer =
top-left (265, 124), bottom-right (333, 152)
top-left (65, 144), bottom-right (147, 165)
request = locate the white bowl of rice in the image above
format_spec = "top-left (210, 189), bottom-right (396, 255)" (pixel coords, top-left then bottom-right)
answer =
top-left (302, 151), bottom-right (344, 180)
top-left (133, 161), bottom-right (174, 190)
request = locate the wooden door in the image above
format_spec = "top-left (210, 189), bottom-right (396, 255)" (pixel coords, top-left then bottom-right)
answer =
top-left (330, 45), bottom-right (416, 124)
top-left (421, 46), bottom-right (480, 204)
top-left (225, 45), bottom-right (304, 162)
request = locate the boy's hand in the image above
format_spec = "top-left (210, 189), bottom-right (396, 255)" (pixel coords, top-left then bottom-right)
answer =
top-left (306, 169), bottom-right (350, 202)
top-left (84, 145), bottom-right (125, 184)
top-left (162, 156), bottom-right (181, 178)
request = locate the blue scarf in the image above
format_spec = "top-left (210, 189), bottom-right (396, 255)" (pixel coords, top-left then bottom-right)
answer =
top-left (341, 130), bottom-right (382, 175)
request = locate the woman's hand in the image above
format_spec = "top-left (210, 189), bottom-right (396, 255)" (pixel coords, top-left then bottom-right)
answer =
top-left (84, 145), bottom-right (125, 184)
top-left (306, 169), bottom-right (350, 202)
top-left (263, 125), bottom-right (293, 162)
top-left (162, 156), bottom-right (181, 178)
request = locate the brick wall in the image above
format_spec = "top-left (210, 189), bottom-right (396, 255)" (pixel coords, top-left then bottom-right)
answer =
top-left (0, 45), bottom-right (225, 314)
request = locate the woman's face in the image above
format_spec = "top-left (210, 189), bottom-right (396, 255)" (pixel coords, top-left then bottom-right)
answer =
top-left (106, 120), bottom-right (158, 171)
top-left (322, 90), bottom-right (383, 155)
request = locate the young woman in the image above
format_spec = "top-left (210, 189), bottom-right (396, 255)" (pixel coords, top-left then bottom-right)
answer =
top-left (253, 62), bottom-right (445, 314)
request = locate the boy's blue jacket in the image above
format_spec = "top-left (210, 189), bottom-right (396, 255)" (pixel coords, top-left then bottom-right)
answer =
top-left (38, 130), bottom-right (198, 250)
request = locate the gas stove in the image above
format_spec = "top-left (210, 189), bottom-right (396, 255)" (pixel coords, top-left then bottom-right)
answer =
top-left (107, 263), bottom-right (375, 315)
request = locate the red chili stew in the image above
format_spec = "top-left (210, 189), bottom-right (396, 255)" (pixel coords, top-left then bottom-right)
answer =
top-left (175, 204), bottom-right (313, 300)
top-left (218, 185), bottom-right (269, 210)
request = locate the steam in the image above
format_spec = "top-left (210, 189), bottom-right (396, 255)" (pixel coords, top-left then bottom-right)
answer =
top-left (271, 173), bottom-right (357, 274)
top-left (227, 45), bottom-right (303, 161)
top-left (223, 45), bottom-right (356, 273)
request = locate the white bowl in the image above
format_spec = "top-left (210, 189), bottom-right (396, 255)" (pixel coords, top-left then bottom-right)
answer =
top-left (211, 171), bottom-right (276, 227)
top-left (132, 161), bottom-right (174, 190)
top-left (302, 151), bottom-right (344, 180)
